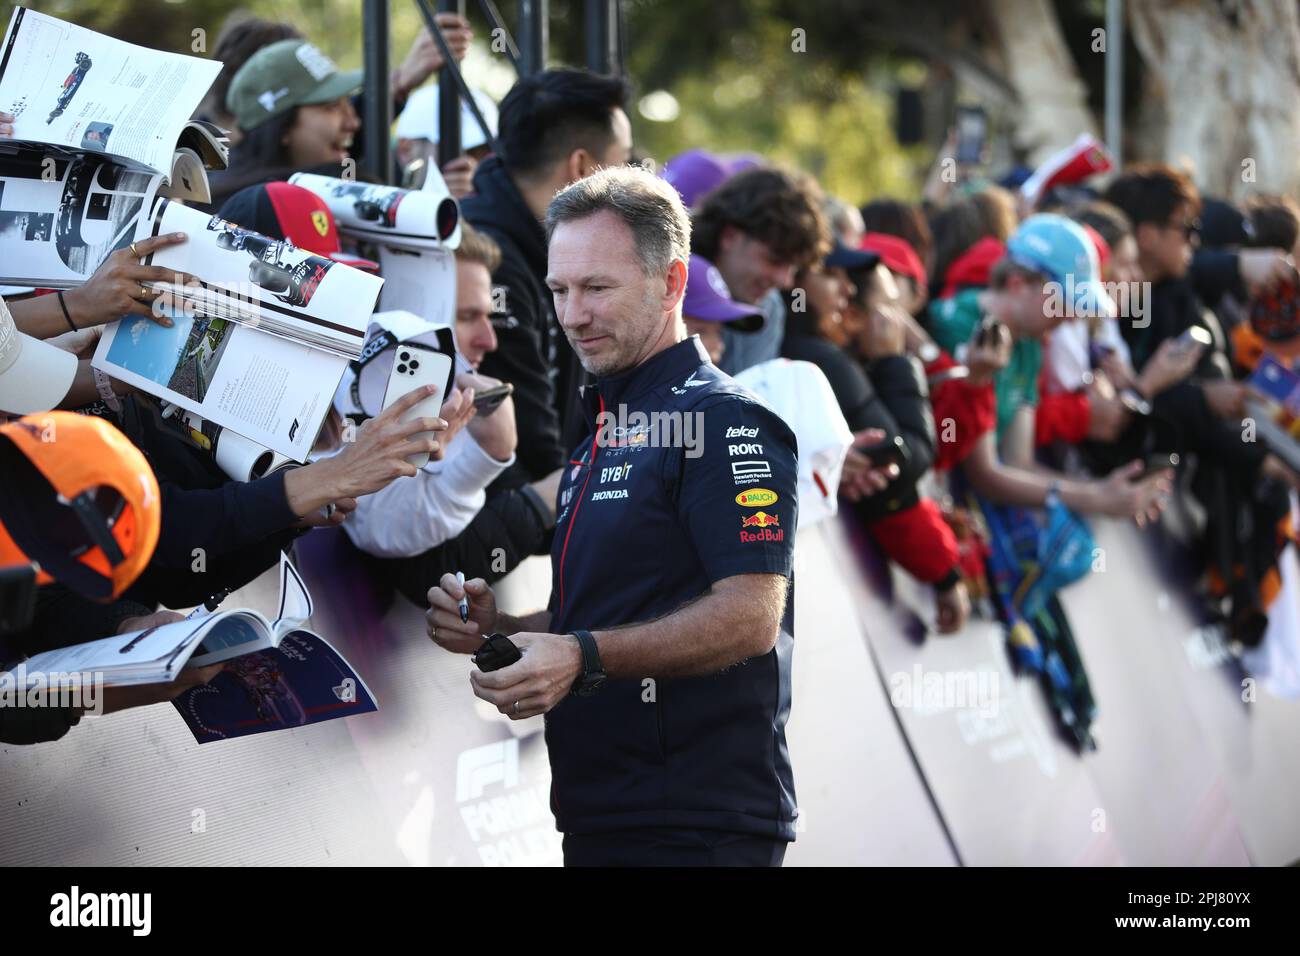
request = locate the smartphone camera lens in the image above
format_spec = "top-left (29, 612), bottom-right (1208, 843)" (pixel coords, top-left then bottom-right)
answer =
top-left (399, 351), bottom-right (410, 361)
top-left (396, 364), bottom-right (407, 374)
top-left (409, 359), bottom-right (419, 370)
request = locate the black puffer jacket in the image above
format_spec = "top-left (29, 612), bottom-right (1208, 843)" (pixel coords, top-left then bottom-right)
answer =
top-left (778, 333), bottom-right (935, 519)
top-left (461, 157), bottom-right (586, 487)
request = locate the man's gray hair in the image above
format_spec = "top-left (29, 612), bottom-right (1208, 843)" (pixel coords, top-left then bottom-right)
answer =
top-left (545, 165), bottom-right (691, 276)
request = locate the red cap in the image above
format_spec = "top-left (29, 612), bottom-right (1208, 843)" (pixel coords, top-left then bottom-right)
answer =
top-left (858, 233), bottom-right (925, 290)
top-left (1079, 222), bottom-right (1110, 276)
top-left (264, 182), bottom-right (379, 272)
top-left (940, 236), bottom-right (1005, 299)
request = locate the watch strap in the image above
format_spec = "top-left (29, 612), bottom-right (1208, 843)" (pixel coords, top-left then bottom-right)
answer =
top-left (569, 629), bottom-right (604, 694)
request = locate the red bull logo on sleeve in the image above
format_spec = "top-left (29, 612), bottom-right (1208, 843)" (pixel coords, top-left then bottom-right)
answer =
top-left (739, 511), bottom-right (784, 542)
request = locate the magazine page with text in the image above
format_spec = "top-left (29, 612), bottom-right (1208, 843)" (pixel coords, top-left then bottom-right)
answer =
top-left (139, 198), bottom-right (382, 359)
top-left (0, 150), bottom-right (162, 287)
top-left (92, 302), bottom-right (349, 461)
top-left (0, 6), bottom-right (222, 174)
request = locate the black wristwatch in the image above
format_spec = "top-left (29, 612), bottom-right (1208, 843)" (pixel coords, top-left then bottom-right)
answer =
top-left (569, 630), bottom-right (607, 697)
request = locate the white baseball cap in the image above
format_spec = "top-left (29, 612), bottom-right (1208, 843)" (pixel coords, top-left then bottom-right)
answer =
top-left (0, 298), bottom-right (77, 416)
top-left (395, 85), bottom-right (498, 152)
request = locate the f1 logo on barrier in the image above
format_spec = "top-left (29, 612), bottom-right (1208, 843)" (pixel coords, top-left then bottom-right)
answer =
top-left (456, 739), bottom-right (520, 802)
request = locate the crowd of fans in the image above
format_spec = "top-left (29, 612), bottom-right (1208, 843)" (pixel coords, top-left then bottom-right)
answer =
top-left (4, 9), bottom-right (1300, 747)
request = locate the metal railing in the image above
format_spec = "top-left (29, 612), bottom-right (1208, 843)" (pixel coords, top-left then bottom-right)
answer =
top-left (362, 0), bottom-right (623, 183)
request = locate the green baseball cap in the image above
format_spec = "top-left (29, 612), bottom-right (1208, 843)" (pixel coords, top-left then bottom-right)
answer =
top-left (226, 39), bottom-right (363, 131)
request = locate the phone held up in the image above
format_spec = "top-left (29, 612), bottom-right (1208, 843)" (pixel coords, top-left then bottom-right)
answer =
top-left (381, 327), bottom-right (456, 469)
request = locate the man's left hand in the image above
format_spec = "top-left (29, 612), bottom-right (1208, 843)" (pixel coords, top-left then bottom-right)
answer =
top-left (469, 632), bottom-right (583, 720)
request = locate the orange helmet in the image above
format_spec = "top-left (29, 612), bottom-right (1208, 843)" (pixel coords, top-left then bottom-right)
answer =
top-left (0, 412), bottom-right (160, 601)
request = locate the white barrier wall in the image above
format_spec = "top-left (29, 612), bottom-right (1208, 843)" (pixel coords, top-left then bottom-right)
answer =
top-left (2, 515), bottom-right (1298, 866)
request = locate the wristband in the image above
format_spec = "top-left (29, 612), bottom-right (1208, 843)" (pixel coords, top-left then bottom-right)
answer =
top-left (56, 291), bottom-right (78, 333)
top-left (1045, 479), bottom-right (1062, 509)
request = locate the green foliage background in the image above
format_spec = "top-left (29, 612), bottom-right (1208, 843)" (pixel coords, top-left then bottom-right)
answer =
top-left (25, 0), bottom-right (962, 203)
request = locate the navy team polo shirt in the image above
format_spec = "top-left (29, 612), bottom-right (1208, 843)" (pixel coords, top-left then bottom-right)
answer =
top-left (544, 335), bottom-right (799, 840)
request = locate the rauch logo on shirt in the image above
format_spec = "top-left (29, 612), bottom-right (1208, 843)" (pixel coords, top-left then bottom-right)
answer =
top-left (735, 488), bottom-right (777, 507)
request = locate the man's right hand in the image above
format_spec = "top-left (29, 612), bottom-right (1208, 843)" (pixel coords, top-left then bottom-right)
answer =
top-left (1135, 335), bottom-right (1203, 398)
top-left (440, 156), bottom-right (477, 200)
top-left (1089, 460), bottom-right (1171, 525)
top-left (427, 572), bottom-right (498, 654)
top-left (460, 371), bottom-right (517, 462)
top-left (284, 387), bottom-right (447, 518)
top-left (965, 319), bottom-right (1012, 387)
top-left (839, 428), bottom-right (900, 502)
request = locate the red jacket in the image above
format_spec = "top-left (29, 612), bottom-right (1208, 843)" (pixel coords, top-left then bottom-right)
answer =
top-left (869, 498), bottom-right (961, 586)
top-left (1034, 390), bottom-right (1090, 447)
top-left (926, 351), bottom-right (997, 472)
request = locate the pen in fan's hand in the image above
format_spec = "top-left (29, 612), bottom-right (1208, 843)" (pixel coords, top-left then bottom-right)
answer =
top-left (456, 571), bottom-right (469, 623)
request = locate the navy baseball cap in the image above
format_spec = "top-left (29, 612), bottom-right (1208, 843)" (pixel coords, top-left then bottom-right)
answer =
top-left (824, 241), bottom-right (880, 272)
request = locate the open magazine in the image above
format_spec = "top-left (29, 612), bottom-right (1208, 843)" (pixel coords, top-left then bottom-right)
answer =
top-left (92, 300), bottom-right (348, 461)
top-left (291, 171), bottom-right (462, 250)
top-left (0, 8), bottom-right (228, 287)
top-left (0, 150), bottom-right (158, 288)
top-left (376, 244), bottom-right (456, 326)
top-left (92, 197), bottom-right (383, 459)
top-left (7, 553), bottom-right (377, 744)
top-left (1246, 354), bottom-right (1300, 473)
top-left (0, 7), bottom-right (226, 179)
top-left (135, 198), bottom-right (382, 359)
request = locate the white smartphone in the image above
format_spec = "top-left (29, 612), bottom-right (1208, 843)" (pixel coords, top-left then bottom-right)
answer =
top-left (381, 338), bottom-right (455, 469)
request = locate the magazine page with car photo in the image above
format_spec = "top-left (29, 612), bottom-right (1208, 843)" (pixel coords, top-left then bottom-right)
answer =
top-left (135, 198), bottom-right (383, 359)
top-left (291, 171), bottom-right (462, 250)
top-left (0, 6), bottom-right (223, 175)
top-left (0, 150), bottom-right (163, 287)
top-left (91, 298), bottom-right (350, 461)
